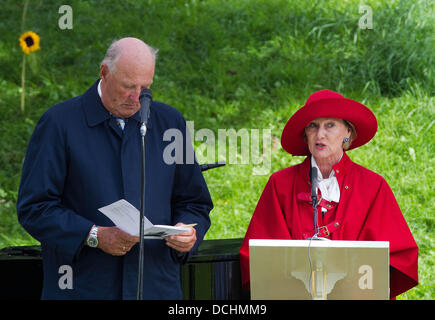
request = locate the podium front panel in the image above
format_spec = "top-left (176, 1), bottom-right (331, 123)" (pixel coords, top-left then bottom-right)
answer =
top-left (249, 240), bottom-right (389, 300)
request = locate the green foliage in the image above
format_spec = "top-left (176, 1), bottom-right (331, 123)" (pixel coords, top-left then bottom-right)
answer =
top-left (0, 0), bottom-right (433, 299)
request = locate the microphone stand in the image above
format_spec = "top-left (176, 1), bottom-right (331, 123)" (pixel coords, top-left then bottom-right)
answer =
top-left (310, 192), bottom-right (330, 241)
top-left (137, 121), bottom-right (147, 300)
top-left (311, 196), bottom-right (323, 240)
top-left (136, 89), bottom-right (152, 300)
top-left (307, 167), bottom-right (329, 241)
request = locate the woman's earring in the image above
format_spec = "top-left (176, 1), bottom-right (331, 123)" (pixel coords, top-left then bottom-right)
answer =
top-left (343, 137), bottom-right (350, 150)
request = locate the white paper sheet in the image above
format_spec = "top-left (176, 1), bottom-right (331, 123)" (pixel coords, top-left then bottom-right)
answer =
top-left (98, 199), bottom-right (191, 238)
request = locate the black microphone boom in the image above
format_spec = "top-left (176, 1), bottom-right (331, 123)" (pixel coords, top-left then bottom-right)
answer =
top-left (200, 161), bottom-right (226, 172)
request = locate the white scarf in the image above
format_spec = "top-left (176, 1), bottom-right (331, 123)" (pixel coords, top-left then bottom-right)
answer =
top-left (311, 155), bottom-right (341, 203)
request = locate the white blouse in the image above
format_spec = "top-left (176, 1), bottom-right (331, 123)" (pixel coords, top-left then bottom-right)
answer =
top-left (311, 155), bottom-right (341, 205)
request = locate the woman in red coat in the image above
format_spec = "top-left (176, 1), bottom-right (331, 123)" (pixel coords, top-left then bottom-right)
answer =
top-left (240, 89), bottom-right (418, 299)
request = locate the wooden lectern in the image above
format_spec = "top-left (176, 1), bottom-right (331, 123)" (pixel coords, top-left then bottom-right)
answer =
top-left (249, 239), bottom-right (389, 300)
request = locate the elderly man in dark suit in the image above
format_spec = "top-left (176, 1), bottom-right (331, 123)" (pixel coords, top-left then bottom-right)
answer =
top-left (17, 37), bottom-right (213, 299)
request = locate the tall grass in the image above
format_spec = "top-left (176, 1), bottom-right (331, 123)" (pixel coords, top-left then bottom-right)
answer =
top-left (0, 0), bottom-right (433, 299)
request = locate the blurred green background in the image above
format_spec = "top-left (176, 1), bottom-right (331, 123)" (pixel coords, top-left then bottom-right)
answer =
top-left (0, 0), bottom-right (433, 299)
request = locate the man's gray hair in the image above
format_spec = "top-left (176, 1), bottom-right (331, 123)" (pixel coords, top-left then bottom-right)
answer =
top-left (100, 39), bottom-right (159, 74)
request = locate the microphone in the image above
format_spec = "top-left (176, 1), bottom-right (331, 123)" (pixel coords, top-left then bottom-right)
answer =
top-left (310, 167), bottom-right (318, 206)
top-left (139, 89), bottom-right (152, 137)
top-left (310, 166), bottom-right (320, 236)
top-left (137, 88), bottom-right (152, 300)
top-left (200, 161), bottom-right (226, 172)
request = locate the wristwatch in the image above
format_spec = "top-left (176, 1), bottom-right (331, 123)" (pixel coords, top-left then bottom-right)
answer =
top-left (86, 225), bottom-right (99, 248)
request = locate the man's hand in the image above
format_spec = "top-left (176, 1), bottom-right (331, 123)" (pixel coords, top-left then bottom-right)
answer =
top-left (165, 222), bottom-right (197, 253)
top-left (97, 226), bottom-right (140, 256)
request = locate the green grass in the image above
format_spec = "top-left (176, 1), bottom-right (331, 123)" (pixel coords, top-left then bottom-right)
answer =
top-left (0, 0), bottom-right (433, 299)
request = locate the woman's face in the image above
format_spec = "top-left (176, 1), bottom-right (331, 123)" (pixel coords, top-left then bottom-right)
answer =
top-left (305, 117), bottom-right (351, 165)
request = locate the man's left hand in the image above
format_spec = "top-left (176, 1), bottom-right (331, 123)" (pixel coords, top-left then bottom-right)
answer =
top-left (165, 222), bottom-right (197, 253)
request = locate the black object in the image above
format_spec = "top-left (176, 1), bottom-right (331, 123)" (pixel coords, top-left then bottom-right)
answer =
top-left (310, 166), bottom-right (319, 235)
top-left (0, 246), bottom-right (43, 299)
top-left (139, 89), bottom-right (152, 126)
top-left (137, 88), bottom-right (152, 300)
top-left (199, 161), bottom-right (226, 172)
top-left (310, 166), bottom-right (318, 204)
top-left (180, 238), bottom-right (248, 300)
top-left (0, 238), bottom-right (247, 300)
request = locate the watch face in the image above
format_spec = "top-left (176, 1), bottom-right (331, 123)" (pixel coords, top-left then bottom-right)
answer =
top-left (88, 237), bottom-right (98, 248)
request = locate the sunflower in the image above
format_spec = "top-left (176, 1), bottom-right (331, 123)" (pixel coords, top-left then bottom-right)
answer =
top-left (19, 31), bottom-right (40, 54)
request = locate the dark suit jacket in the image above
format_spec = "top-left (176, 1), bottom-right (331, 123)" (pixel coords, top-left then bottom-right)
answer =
top-left (17, 80), bottom-right (213, 299)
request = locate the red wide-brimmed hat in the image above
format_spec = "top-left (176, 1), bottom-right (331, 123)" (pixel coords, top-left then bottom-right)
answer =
top-left (281, 89), bottom-right (378, 156)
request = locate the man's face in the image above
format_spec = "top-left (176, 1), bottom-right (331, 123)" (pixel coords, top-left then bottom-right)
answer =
top-left (100, 57), bottom-right (154, 119)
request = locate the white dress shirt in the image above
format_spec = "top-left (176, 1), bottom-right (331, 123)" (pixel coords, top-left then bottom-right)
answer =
top-left (98, 79), bottom-right (125, 130)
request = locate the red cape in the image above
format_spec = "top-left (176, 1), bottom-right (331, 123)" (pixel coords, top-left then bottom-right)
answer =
top-left (240, 153), bottom-right (418, 298)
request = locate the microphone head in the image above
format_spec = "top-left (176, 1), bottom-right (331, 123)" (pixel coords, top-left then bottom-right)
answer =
top-left (310, 167), bottom-right (318, 197)
top-left (139, 88), bottom-right (152, 125)
top-left (140, 88), bottom-right (152, 101)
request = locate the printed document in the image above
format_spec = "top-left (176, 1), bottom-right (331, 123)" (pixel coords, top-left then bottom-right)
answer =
top-left (98, 199), bottom-right (192, 239)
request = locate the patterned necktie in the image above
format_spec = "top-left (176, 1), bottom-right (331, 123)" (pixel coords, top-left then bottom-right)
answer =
top-left (115, 117), bottom-right (125, 130)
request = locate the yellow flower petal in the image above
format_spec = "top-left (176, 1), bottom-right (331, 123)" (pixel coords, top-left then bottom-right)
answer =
top-left (19, 31), bottom-right (40, 54)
